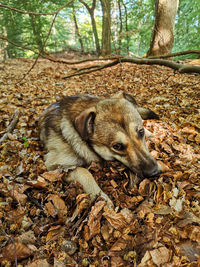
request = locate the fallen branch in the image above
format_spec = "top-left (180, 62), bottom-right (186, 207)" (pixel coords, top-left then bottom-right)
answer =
top-left (63, 56), bottom-right (200, 79)
top-left (63, 60), bottom-right (119, 78)
top-left (43, 51), bottom-right (124, 64)
top-left (148, 49), bottom-right (200, 59)
top-left (0, 110), bottom-right (20, 144)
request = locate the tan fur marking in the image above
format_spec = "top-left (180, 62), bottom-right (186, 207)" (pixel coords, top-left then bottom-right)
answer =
top-left (115, 131), bottom-right (128, 145)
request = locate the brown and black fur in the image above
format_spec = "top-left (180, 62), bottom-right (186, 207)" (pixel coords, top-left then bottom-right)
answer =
top-left (39, 92), bottom-right (161, 179)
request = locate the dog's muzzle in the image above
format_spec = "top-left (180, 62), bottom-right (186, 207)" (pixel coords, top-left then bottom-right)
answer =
top-left (142, 161), bottom-right (161, 178)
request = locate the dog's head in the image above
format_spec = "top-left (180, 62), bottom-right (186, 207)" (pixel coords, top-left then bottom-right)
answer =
top-left (74, 92), bottom-right (161, 179)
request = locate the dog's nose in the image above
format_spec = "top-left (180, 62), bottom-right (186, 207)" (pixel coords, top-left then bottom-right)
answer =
top-left (143, 166), bottom-right (160, 178)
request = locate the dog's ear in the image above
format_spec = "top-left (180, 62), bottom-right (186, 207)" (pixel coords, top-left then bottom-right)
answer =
top-left (137, 107), bottom-right (159, 120)
top-left (112, 91), bottom-right (159, 120)
top-left (74, 107), bottom-right (96, 140)
top-left (112, 91), bottom-right (138, 105)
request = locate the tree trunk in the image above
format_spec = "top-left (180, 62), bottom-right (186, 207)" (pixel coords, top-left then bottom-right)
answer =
top-left (29, 14), bottom-right (44, 54)
top-left (117, 0), bottom-right (123, 54)
top-left (100, 0), bottom-right (111, 56)
top-left (90, 11), bottom-right (101, 56)
top-left (121, 0), bottom-right (129, 54)
top-left (72, 5), bottom-right (84, 53)
top-left (79, 0), bottom-right (100, 56)
top-left (147, 0), bottom-right (179, 57)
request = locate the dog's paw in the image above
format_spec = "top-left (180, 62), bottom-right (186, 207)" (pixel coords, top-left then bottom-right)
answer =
top-left (64, 167), bottom-right (114, 206)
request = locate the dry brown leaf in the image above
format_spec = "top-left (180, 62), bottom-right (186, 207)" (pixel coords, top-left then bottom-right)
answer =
top-left (176, 241), bottom-right (200, 262)
top-left (45, 201), bottom-right (57, 217)
top-left (136, 200), bottom-right (152, 218)
top-left (46, 225), bottom-right (65, 242)
top-left (0, 242), bottom-right (37, 263)
top-left (177, 212), bottom-right (200, 227)
top-left (70, 194), bottom-right (90, 222)
top-left (85, 200), bottom-right (106, 240)
top-left (26, 259), bottom-right (50, 267)
top-left (110, 179), bottom-right (118, 188)
top-left (103, 207), bottom-right (134, 230)
top-left (181, 126), bottom-right (198, 135)
top-left (149, 246), bottom-right (171, 266)
top-left (110, 256), bottom-right (125, 267)
top-left (154, 204), bottom-right (173, 215)
top-left (157, 160), bottom-right (170, 172)
top-left (195, 134), bottom-right (200, 144)
top-left (47, 194), bottom-right (68, 217)
top-left (27, 176), bottom-right (47, 188)
top-left (41, 169), bottom-right (64, 182)
top-left (109, 234), bottom-right (134, 257)
top-left (16, 230), bottom-right (36, 244)
top-left (8, 184), bottom-right (27, 205)
top-left (138, 179), bottom-right (153, 196)
top-left (101, 224), bottom-right (111, 241)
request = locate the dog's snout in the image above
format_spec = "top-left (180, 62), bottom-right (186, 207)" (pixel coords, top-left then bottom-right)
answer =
top-left (143, 165), bottom-right (160, 178)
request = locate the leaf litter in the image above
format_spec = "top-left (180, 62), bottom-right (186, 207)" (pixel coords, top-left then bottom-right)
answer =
top-left (0, 58), bottom-right (199, 266)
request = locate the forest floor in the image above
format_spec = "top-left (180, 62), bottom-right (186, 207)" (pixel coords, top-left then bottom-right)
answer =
top-left (0, 55), bottom-right (200, 267)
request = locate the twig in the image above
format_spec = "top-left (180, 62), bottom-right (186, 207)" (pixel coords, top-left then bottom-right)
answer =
top-left (0, 3), bottom-right (54, 15)
top-left (73, 64), bottom-right (102, 72)
top-left (43, 53), bottom-right (124, 64)
top-left (64, 60), bottom-right (119, 78)
top-left (0, 35), bottom-right (39, 55)
top-left (17, 0), bottom-right (75, 84)
top-left (0, 110), bottom-right (20, 144)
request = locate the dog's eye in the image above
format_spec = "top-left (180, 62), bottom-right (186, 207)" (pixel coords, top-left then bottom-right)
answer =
top-left (138, 128), bottom-right (145, 138)
top-left (112, 143), bottom-right (125, 151)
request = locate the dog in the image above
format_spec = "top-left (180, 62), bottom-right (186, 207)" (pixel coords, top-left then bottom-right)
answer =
top-left (39, 92), bottom-right (161, 203)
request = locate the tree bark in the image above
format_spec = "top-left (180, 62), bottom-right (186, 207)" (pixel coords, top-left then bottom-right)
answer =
top-left (100, 0), bottom-right (111, 56)
top-left (72, 4), bottom-right (84, 52)
top-left (29, 14), bottom-right (44, 54)
top-left (79, 0), bottom-right (100, 56)
top-left (147, 0), bottom-right (179, 57)
top-left (121, 0), bottom-right (129, 54)
top-left (117, 0), bottom-right (123, 54)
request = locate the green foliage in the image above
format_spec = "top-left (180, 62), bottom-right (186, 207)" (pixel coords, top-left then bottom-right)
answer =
top-left (22, 136), bottom-right (30, 148)
top-left (174, 0), bottom-right (200, 58)
top-left (0, 0), bottom-right (199, 58)
top-left (126, 0), bottom-right (155, 55)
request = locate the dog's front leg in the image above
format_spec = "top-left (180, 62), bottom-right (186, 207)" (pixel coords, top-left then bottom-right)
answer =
top-left (64, 167), bottom-right (113, 206)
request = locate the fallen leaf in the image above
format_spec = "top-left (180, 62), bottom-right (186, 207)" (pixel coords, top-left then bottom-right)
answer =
top-left (47, 194), bottom-right (68, 217)
top-left (84, 200), bottom-right (106, 240)
top-left (149, 246), bottom-right (171, 266)
top-left (41, 169), bottom-right (64, 182)
top-left (0, 242), bottom-right (37, 263)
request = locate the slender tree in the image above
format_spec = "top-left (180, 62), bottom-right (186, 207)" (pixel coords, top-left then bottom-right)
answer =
top-left (121, 0), bottom-right (129, 54)
top-left (79, 0), bottom-right (100, 55)
top-left (29, 14), bottom-right (44, 53)
top-left (72, 3), bottom-right (84, 52)
top-left (117, 0), bottom-right (123, 54)
top-left (147, 0), bottom-right (179, 57)
top-left (100, 0), bottom-right (111, 56)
